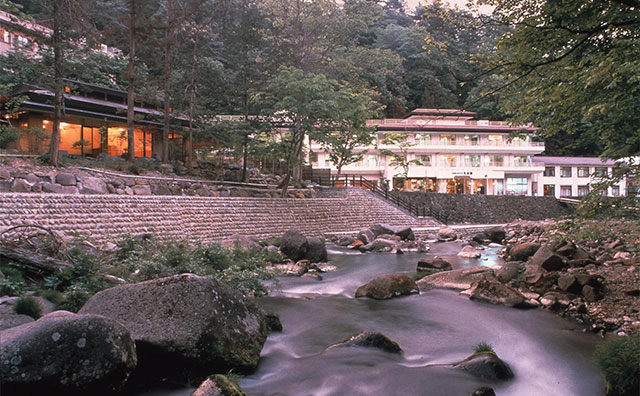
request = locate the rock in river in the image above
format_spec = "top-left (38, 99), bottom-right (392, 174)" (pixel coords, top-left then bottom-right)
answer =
top-left (0, 311), bottom-right (136, 394)
top-left (191, 374), bottom-right (247, 396)
top-left (280, 229), bottom-right (308, 262)
top-left (355, 274), bottom-right (419, 300)
top-left (417, 266), bottom-right (495, 290)
top-left (328, 331), bottom-right (402, 354)
top-left (458, 245), bottom-right (482, 258)
top-left (466, 280), bottom-right (526, 307)
top-left (79, 274), bottom-right (268, 380)
top-left (453, 351), bottom-right (514, 380)
top-left (508, 242), bottom-right (540, 261)
top-left (417, 257), bottom-right (452, 275)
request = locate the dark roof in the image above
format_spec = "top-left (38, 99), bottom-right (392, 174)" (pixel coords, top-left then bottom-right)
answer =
top-left (533, 156), bottom-right (616, 166)
top-left (404, 108), bottom-right (477, 118)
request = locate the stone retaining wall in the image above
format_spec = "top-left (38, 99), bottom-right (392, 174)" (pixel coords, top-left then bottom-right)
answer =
top-left (397, 192), bottom-right (574, 224)
top-left (0, 189), bottom-right (438, 244)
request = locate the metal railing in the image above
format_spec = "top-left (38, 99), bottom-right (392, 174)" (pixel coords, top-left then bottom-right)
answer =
top-left (310, 174), bottom-right (442, 220)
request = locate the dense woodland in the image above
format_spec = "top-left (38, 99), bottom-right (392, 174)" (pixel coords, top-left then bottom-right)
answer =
top-left (0, 0), bottom-right (638, 171)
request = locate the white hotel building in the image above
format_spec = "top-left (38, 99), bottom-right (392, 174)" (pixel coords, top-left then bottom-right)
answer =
top-left (309, 108), bottom-right (627, 198)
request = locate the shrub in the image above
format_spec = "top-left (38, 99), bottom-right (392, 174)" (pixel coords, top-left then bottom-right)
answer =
top-left (595, 335), bottom-right (640, 396)
top-left (0, 279), bottom-right (25, 296)
top-left (39, 289), bottom-right (64, 305)
top-left (58, 286), bottom-right (91, 312)
top-left (473, 342), bottom-right (494, 354)
top-left (13, 296), bottom-right (42, 319)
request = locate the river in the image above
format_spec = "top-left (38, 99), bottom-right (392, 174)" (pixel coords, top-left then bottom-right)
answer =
top-left (145, 242), bottom-right (604, 396)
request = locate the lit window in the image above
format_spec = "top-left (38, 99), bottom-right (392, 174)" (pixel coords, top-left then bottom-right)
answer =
top-left (506, 177), bottom-right (529, 195)
top-left (544, 184), bottom-right (555, 196)
top-left (488, 135), bottom-right (503, 145)
top-left (544, 166), bottom-right (555, 177)
top-left (577, 167), bottom-right (589, 177)
top-left (561, 167), bottom-right (572, 177)
top-left (440, 134), bottom-right (456, 145)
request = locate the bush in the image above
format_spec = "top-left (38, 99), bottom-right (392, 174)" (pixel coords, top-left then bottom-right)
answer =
top-left (39, 289), bottom-right (64, 305)
top-left (473, 342), bottom-right (494, 354)
top-left (13, 296), bottom-right (42, 319)
top-left (595, 335), bottom-right (640, 396)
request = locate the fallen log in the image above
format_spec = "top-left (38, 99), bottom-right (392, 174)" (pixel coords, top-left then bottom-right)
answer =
top-left (0, 245), bottom-right (72, 274)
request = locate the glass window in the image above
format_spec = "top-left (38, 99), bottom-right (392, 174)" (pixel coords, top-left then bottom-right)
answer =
top-left (464, 135), bottom-right (479, 145)
top-left (577, 167), bottom-right (589, 177)
top-left (506, 177), bottom-right (528, 195)
top-left (612, 186), bottom-right (620, 196)
top-left (578, 185), bottom-right (589, 196)
top-left (493, 180), bottom-right (504, 195)
top-left (488, 135), bottom-right (503, 146)
top-left (440, 155), bottom-right (456, 167)
top-left (107, 127), bottom-right (128, 157)
top-left (440, 134), bottom-right (456, 145)
top-left (415, 134), bottom-right (430, 146)
top-left (134, 128), bottom-right (152, 158)
top-left (464, 154), bottom-right (480, 167)
top-left (514, 156), bottom-right (531, 167)
top-left (58, 122), bottom-right (83, 155)
top-left (560, 185), bottom-right (572, 197)
top-left (595, 167), bottom-right (608, 177)
top-left (561, 167), bottom-right (572, 177)
top-left (544, 184), bottom-right (556, 196)
top-left (367, 154), bottom-right (378, 167)
top-left (544, 166), bottom-right (555, 177)
top-left (417, 155), bottom-right (431, 166)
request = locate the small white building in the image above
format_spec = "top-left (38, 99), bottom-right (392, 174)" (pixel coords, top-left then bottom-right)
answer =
top-left (532, 156), bottom-right (625, 198)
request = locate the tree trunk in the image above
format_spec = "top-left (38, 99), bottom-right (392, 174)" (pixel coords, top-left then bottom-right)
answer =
top-left (162, 0), bottom-right (174, 163)
top-left (0, 245), bottom-right (71, 273)
top-left (49, 0), bottom-right (63, 167)
top-left (126, 0), bottom-right (136, 162)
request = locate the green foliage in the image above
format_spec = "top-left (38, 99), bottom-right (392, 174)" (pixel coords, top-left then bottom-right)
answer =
top-left (578, 161), bottom-right (640, 220)
top-left (485, 0), bottom-right (640, 159)
top-left (13, 295), bottom-right (42, 319)
top-left (379, 133), bottom-right (421, 187)
top-left (473, 342), bottom-right (494, 354)
top-left (595, 335), bottom-right (640, 396)
top-left (38, 289), bottom-right (64, 305)
top-left (0, 263), bottom-right (26, 296)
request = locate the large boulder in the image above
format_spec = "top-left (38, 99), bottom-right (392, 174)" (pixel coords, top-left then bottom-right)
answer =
top-left (280, 230), bottom-right (308, 262)
top-left (355, 274), bottom-right (419, 300)
top-left (495, 262), bottom-right (523, 283)
top-left (357, 229), bottom-right (375, 245)
top-left (417, 266), bottom-right (495, 290)
top-left (437, 227), bottom-right (457, 242)
top-left (328, 331), bottom-right (402, 354)
top-left (508, 242), bottom-right (541, 261)
top-left (0, 311), bottom-right (136, 394)
top-left (458, 245), bottom-right (482, 258)
top-left (191, 374), bottom-right (247, 396)
top-left (529, 245), bottom-right (565, 271)
top-left (360, 238), bottom-right (398, 252)
top-left (55, 173), bottom-right (76, 186)
top-left (79, 274), bottom-right (268, 380)
top-left (467, 280), bottom-right (526, 307)
top-left (369, 223), bottom-right (396, 237)
top-left (417, 257), bottom-right (452, 275)
top-left (453, 351), bottom-right (514, 380)
top-left (306, 237), bottom-right (328, 263)
top-left (79, 176), bottom-right (107, 194)
top-left (485, 228), bottom-right (506, 243)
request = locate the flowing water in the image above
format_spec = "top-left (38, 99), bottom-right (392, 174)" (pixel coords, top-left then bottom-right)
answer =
top-left (145, 242), bottom-right (604, 396)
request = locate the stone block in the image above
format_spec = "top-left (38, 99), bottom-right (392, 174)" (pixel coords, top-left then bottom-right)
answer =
top-left (80, 177), bottom-right (107, 194)
top-left (132, 185), bottom-right (152, 195)
top-left (11, 179), bottom-right (32, 192)
top-left (41, 183), bottom-right (63, 193)
top-left (55, 172), bottom-right (76, 186)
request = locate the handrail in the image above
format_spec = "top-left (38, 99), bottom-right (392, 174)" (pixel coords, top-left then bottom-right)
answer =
top-left (309, 174), bottom-right (441, 221)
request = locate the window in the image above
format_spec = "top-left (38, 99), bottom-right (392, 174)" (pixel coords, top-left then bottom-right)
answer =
top-left (612, 186), bottom-right (620, 196)
top-left (561, 167), bottom-right (572, 177)
top-left (488, 135), bottom-right (503, 146)
top-left (513, 156), bottom-right (531, 167)
top-left (493, 180), bottom-right (504, 195)
top-left (417, 155), bottom-right (431, 166)
top-left (595, 167), bottom-right (608, 177)
top-left (367, 154), bottom-right (378, 167)
top-left (544, 184), bottom-right (556, 196)
top-left (440, 155), bottom-right (456, 167)
top-left (484, 155), bottom-right (504, 167)
top-left (415, 134), bottom-right (430, 145)
top-left (440, 134), bottom-right (456, 145)
top-left (578, 185), bottom-right (589, 196)
top-left (464, 154), bottom-right (480, 167)
top-left (544, 166), bottom-right (555, 177)
top-left (560, 185), bottom-right (572, 197)
top-left (578, 167), bottom-right (589, 177)
top-left (506, 177), bottom-right (528, 195)
top-left (464, 135), bottom-right (479, 145)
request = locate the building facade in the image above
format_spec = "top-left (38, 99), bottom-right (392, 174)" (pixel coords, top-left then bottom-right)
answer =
top-left (310, 109), bottom-right (626, 197)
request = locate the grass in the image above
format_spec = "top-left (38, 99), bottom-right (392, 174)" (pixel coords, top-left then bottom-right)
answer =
top-left (473, 342), bottom-right (495, 354)
top-left (595, 335), bottom-right (640, 396)
top-left (13, 296), bottom-right (42, 319)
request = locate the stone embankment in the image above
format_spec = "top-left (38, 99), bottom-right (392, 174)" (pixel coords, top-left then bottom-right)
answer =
top-left (0, 189), bottom-right (439, 244)
top-left (397, 191), bottom-right (574, 224)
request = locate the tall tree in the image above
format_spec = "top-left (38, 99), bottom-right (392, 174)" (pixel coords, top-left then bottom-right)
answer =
top-left (480, 0), bottom-right (640, 159)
